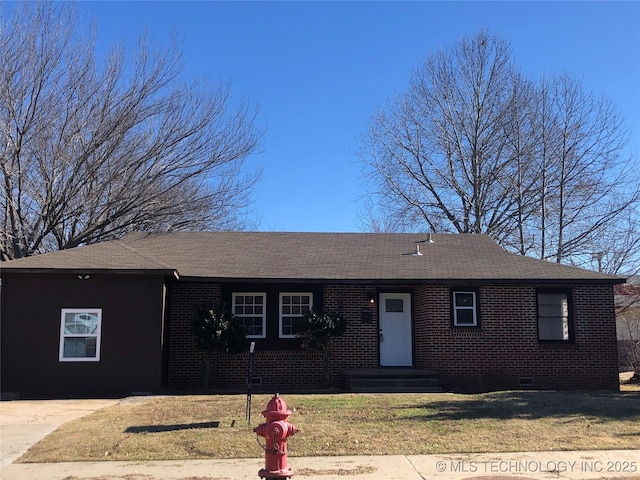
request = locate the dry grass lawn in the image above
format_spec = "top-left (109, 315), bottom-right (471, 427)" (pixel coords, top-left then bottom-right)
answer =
top-left (18, 389), bottom-right (640, 463)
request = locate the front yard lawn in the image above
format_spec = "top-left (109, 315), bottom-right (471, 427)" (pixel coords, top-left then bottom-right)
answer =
top-left (18, 389), bottom-right (640, 463)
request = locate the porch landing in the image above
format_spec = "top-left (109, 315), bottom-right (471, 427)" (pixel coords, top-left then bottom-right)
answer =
top-left (343, 368), bottom-right (443, 393)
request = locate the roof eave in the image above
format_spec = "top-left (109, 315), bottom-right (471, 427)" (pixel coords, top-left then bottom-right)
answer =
top-left (172, 275), bottom-right (625, 285)
top-left (1, 267), bottom-right (179, 278)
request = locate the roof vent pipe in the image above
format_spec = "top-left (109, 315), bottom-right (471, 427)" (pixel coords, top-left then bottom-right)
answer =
top-left (426, 233), bottom-right (434, 243)
top-left (412, 243), bottom-right (423, 256)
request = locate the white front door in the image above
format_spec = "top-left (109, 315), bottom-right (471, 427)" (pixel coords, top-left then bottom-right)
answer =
top-left (379, 292), bottom-right (413, 366)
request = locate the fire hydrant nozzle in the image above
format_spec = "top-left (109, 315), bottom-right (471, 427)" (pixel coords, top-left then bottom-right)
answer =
top-left (254, 393), bottom-right (299, 479)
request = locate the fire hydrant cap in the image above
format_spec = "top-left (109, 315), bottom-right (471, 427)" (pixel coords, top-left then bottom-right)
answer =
top-left (262, 393), bottom-right (291, 417)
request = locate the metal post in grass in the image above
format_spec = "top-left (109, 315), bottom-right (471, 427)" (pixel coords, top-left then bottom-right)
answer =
top-left (246, 341), bottom-right (255, 425)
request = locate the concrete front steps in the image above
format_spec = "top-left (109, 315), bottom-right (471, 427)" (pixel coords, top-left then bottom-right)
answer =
top-left (343, 368), bottom-right (443, 393)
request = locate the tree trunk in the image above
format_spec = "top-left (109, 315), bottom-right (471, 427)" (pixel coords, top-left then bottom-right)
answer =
top-left (202, 351), bottom-right (212, 390)
top-left (323, 344), bottom-right (331, 388)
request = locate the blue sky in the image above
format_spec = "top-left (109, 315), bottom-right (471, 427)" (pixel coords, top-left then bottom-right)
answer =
top-left (83, 1), bottom-right (640, 232)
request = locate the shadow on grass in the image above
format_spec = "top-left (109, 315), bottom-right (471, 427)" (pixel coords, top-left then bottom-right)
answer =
top-left (125, 421), bottom-right (220, 433)
top-left (401, 391), bottom-right (640, 422)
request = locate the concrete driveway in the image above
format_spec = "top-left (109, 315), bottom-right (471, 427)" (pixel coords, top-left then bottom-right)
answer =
top-left (0, 398), bottom-right (119, 470)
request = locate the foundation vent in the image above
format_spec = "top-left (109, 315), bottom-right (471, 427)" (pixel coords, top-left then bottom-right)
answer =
top-left (519, 377), bottom-right (535, 388)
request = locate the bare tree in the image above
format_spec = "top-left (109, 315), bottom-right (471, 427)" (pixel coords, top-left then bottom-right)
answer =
top-left (1, 2), bottom-right (263, 260)
top-left (359, 31), bottom-right (531, 244)
top-left (358, 31), bottom-right (640, 274)
top-left (585, 211), bottom-right (640, 276)
top-left (498, 74), bottom-right (540, 256)
top-left (531, 74), bottom-right (639, 267)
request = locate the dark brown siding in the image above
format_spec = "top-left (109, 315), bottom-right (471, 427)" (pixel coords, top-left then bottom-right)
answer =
top-left (1, 273), bottom-right (166, 398)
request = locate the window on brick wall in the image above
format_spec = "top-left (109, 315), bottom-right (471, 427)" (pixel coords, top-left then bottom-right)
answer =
top-left (232, 293), bottom-right (266, 338)
top-left (537, 290), bottom-right (572, 342)
top-left (280, 293), bottom-right (313, 338)
top-left (451, 289), bottom-right (479, 327)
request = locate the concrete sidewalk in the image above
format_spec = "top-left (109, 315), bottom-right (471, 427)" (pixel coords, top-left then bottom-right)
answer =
top-left (1, 450), bottom-right (639, 480)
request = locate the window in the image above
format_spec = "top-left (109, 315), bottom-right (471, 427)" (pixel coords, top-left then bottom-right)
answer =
top-left (537, 291), bottom-right (571, 341)
top-left (385, 298), bottom-right (404, 313)
top-left (452, 290), bottom-right (478, 327)
top-left (232, 293), bottom-right (266, 338)
top-left (280, 293), bottom-right (313, 338)
top-left (59, 309), bottom-right (102, 361)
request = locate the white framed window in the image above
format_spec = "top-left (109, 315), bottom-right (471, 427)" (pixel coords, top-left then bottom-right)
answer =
top-left (59, 309), bottom-right (102, 361)
top-left (537, 292), bottom-right (571, 341)
top-left (279, 293), bottom-right (313, 338)
top-left (452, 290), bottom-right (478, 327)
top-left (232, 293), bottom-right (266, 338)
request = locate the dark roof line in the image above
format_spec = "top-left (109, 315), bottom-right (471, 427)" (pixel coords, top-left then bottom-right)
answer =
top-left (0, 231), bottom-right (626, 284)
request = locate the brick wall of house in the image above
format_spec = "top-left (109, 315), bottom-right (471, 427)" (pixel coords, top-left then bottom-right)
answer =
top-left (168, 282), bottom-right (327, 391)
top-left (168, 281), bottom-right (618, 393)
top-left (324, 284), bottom-right (381, 386)
top-left (168, 282), bottom-right (386, 391)
top-left (167, 282), bottom-right (222, 389)
top-left (415, 283), bottom-right (619, 392)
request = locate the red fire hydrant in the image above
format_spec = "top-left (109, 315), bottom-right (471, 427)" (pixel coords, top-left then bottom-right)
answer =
top-left (254, 393), bottom-right (300, 479)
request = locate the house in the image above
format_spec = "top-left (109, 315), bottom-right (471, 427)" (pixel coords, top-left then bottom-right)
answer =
top-left (0, 231), bottom-right (624, 398)
top-left (614, 280), bottom-right (640, 373)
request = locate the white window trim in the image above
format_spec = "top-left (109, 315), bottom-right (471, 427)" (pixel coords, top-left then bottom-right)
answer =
top-left (453, 291), bottom-right (478, 327)
top-left (59, 308), bottom-right (102, 362)
top-left (232, 292), bottom-right (267, 339)
top-left (279, 292), bottom-right (313, 338)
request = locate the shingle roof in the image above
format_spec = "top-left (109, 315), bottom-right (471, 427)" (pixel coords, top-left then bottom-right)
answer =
top-left (0, 238), bottom-right (176, 274)
top-left (0, 231), bottom-right (624, 284)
